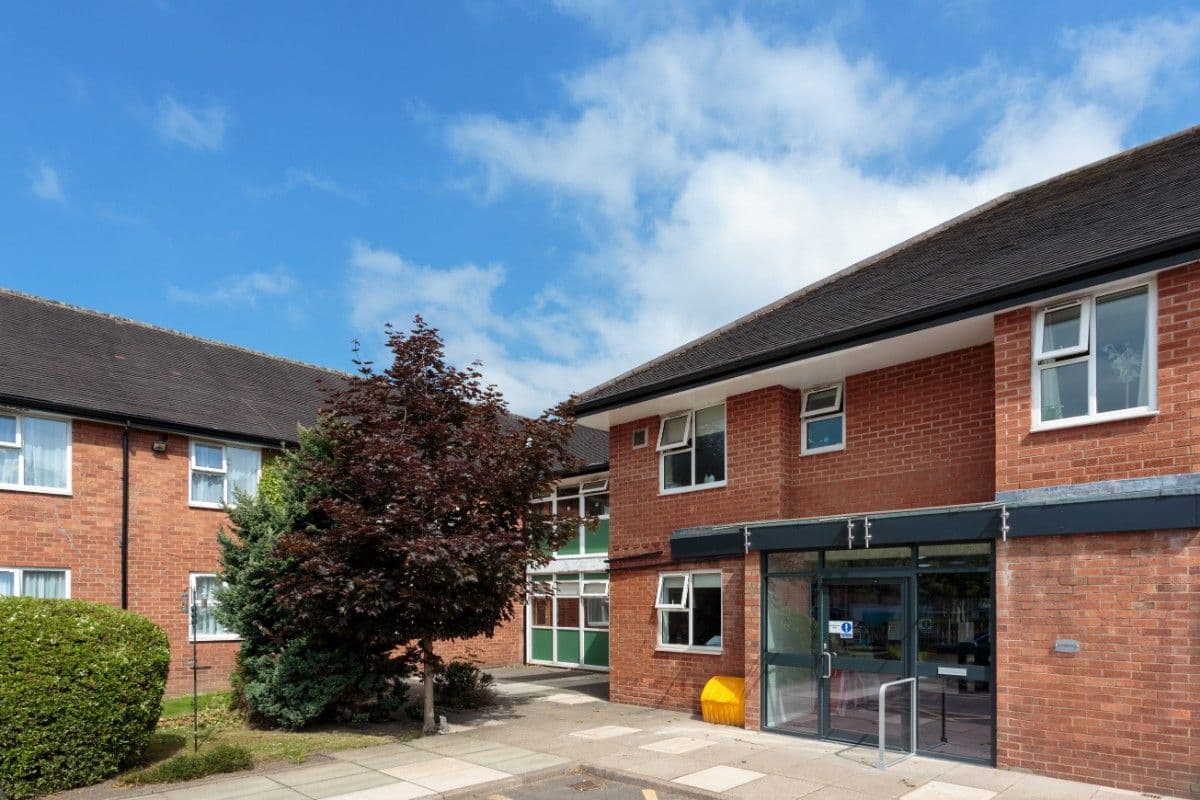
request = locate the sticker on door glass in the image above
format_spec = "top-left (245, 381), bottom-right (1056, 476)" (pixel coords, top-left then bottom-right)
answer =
top-left (828, 620), bottom-right (853, 638)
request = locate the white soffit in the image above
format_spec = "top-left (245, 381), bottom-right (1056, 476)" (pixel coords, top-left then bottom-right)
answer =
top-left (578, 314), bottom-right (995, 430)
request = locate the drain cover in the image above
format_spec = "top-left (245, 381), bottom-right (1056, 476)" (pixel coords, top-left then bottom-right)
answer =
top-left (570, 779), bottom-right (604, 791)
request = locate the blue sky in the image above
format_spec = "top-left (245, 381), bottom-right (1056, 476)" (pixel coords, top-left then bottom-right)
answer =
top-left (3, 1), bottom-right (1200, 414)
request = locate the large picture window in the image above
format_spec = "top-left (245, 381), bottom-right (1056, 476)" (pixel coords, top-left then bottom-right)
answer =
top-left (658, 404), bottom-right (726, 493)
top-left (189, 441), bottom-right (261, 508)
top-left (0, 412), bottom-right (70, 493)
top-left (1033, 282), bottom-right (1155, 428)
top-left (0, 567), bottom-right (69, 598)
top-left (656, 571), bottom-right (722, 652)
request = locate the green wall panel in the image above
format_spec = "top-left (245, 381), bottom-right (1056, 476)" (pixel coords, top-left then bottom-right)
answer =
top-left (557, 533), bottom-right (582, 556)
top-left (556, 629), bottom-right (581, 665)
top-left (583, 630), bottom-right (609, 667)
top-left (585, 520), bottom-right (609, 554)
top-left (531, 629), bottom-right (554, 662)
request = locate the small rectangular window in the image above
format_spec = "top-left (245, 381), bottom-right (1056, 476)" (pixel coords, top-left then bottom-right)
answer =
top-left (631, 428), bottom-right (648, 448)
top-left (655, 573), bottom-right (689, 609)
top-left (656, 570), bottom-right (722, 651)
top-left (0, 567), bottom-right (69, 598)
top-left (657, 412), bottom-right (691, 450)
top-left (1035, 300), bottom-right (1089, 360)
top-left (659, 404), bottom-right (726, 492)
top-left (189, 441), bottom-right (261, 508)
top-left (0, 413), bottom-right (71, 492)
top-left (581, 579), bottom-right (609, 597)
top-left (188, 573), bottom-right (238, 641)
top-left (801, 383), bottom-right (845, 455)
top-left (580, 478), bottom-right (608, 494)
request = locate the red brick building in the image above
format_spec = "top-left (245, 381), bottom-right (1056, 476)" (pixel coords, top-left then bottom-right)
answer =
top-left (573, 129), bottom-right (1200, 797)
top-left (0, 295), bottom-right (605, 695)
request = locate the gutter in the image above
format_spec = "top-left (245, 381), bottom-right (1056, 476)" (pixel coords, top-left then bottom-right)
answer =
top-left (576, 232), bottom-right (1200, 417)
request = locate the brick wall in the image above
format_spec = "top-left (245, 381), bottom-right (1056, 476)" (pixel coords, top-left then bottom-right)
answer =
top-left (994, 260), bottom-right (1200, 492)
top-left (996, 530), bottom-right (1200, 797)
top-left (434, 608), bottom-right (525, 667)
top-left (0, 421), bottom-right (239, 696)
top-left (608, 386), bottom-right (791, 713)
top-left (787, 343), bottom-right (996, 516)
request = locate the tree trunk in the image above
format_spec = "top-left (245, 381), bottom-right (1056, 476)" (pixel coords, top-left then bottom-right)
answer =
top-left (420, 638), bottom-right (437, 735)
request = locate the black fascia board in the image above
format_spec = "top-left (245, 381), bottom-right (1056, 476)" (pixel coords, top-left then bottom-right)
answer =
top-left (0, 392), bottom-right (295, 449)
top-left (670, 527), bottom-right (744, 560)
top-left (576, 234), bottom-right (1200, 416)
top-left (1008, 493), bottom-right (1200, 537)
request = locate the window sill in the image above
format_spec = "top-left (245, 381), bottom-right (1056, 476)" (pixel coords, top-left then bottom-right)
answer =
top-left (656, 645), bottom-right (722, 656)
top-left (659, 480), bottom-right (726, 497)
top-left (189, 502), bottom-right (231, 511)
top-left (190, 635), bottom-right (242, 643)
top-left (801, 443), bottom-right (845, 457)
top-left (0, 483), bottom-right (72, 497)
top-left (1031, 408), bottom-right (1157, 433)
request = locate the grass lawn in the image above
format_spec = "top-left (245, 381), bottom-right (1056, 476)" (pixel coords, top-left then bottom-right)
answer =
top-left (120, 692), bottom-right (419, 786)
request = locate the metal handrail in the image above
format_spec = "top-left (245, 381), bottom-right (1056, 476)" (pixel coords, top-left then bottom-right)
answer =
top-left (875, 676), bottom-right (917, 770)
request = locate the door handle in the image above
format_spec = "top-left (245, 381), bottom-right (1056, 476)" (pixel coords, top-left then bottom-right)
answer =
top-left (821, 650), bottom-right (833, 679)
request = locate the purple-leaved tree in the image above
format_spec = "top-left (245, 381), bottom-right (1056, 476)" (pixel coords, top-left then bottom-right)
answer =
top-left (277, 319), bottom-right (580, 733)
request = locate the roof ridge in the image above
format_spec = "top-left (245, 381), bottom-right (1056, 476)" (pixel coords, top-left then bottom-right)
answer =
top-left (579, 123), bottom-right (1200, 402)
top-left (0, 287), bottom-right (351, 378)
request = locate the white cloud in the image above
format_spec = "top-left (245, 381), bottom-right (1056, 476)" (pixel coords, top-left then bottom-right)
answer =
top-left (155, 95), bottom-right (230, 151)
top-left (168, 266), bottom-right (297, 307)
top-left (357, 12), bottom-right (1200, 415)
top-left (246, 167), bottom-right (365, 203)
top-left (30, 161), bottom-right (64, 202)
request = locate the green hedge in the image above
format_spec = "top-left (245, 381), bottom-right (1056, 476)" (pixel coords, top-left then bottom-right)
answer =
top-left (0, 597), bottom-right (170, 799)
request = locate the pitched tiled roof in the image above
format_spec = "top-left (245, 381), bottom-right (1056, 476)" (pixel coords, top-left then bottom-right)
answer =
top-left (577, 125), bottom-right (1200, 414)
top-left (0, 291), bottom-right (609, 466)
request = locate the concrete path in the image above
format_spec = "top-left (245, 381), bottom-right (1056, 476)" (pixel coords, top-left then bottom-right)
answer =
top-left (115, 667), bottom-right (1184, 800)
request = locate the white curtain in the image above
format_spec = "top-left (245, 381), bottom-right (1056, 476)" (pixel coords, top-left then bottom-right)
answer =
top-left (0, 571), bottom-right (13, 596)
top-left (22, 570), bottom-right (66, 598)
top-left (1040, 365), bottom-right (1063, 421)
top-left (0, 447), bottom-right (17, 485)
top-left (192, 575), bottom-right (223, 636)
top-left (22, 417), bottom-right (69, 489)
top-left (226, 447), bottom-right (260, 504)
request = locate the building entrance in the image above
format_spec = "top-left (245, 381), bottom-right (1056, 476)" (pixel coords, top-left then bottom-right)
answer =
top-left (761, 543), bottom-right (993, 763)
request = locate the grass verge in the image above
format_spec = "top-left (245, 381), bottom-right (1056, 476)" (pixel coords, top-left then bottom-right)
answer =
top-left (119, 692), bottom-right (416, 786)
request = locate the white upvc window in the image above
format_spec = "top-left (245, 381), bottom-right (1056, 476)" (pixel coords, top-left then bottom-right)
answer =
top-left (658, 403), bottom-right (726, 494)
top-left (188, 573), bottom-right (239, 642)
top-left (1032, 281), bottom-right (1156, 430)
top-left (801, 383), bottom-right (845, 455)
top-left (0, 412), bottom-right (71, 494)
top-left (582, 577), bottom-right (610, 597)
top-left (189, 441), bottom-right (261, 508)
top-left (0, 567), bottom-right (70, 598)
top-left (656, 570), bottom-right (722, 652)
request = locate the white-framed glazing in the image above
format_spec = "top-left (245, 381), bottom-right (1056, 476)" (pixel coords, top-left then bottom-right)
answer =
top-left (188, 439), bottom-right (262, 509)
top-left (0, 566), bottom-right (71, 598)
top-left (0, 410), bottom-right (72, 495)
top-left (656, 569), bottom-right (722, 654)
top-left (1030, 278), bottom-right (1157, 432)
top-left (188, 572), bottom-right (240, 642)
top-left (801, 383), bottom-right (846, 456)
top-left (658, 403), bottom-right (727, 495)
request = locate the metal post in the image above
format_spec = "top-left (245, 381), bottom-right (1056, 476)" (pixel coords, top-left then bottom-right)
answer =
top-left (876, 676), bottom-right (917, 770)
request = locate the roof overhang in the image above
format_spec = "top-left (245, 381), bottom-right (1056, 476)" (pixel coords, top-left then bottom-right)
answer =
top-left (577, 234), bottom-right (1200, 428)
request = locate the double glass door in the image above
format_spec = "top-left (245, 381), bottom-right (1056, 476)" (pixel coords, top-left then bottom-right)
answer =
top-left (762, 544), bottom-right (994, 762)
top-left (764, 576), bottom-right (909, 747)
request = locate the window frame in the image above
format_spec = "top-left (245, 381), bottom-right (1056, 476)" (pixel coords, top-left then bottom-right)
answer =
top-left (658, 403), bottom-right (727, 495)
top-left (188, 572), bottom-right (240, 642)
top-left (631, 427), bottom-right (648, 449)
top-left (0, 566), bottom-right (71, 598)
top-left (188, 440), bottom-right (262, 509)
top-left (581, 578), bottom-right (609, 598)
top-left (655, 569), bottom-right (722, 654)
top-left (0, 411), bottom-right (73, 496)
top-left (1034, 299), bottom-right (1090, 361)
top-left (801, 383), bottom-right (846, 456)
top-left (656, 411), bottom-right (692, 451)
top-left (1030, 279), bottom-right (1158, 432)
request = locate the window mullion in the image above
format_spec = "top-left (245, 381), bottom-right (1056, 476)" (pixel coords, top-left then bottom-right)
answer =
top-left (1088, 298), bottom-right (1098, 416)
top-left (16, 416), bottom-right (23, 487)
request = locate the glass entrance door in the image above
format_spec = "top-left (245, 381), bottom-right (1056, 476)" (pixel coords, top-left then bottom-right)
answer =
top-left (823, 580), bottom-right (909, 746)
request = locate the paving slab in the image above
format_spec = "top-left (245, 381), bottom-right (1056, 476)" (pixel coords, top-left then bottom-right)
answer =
top-left (292, 770), bottom-right (399, 799)
top-left (408, 735), bottom-right (503, 757)
top-left (272, 761), bottom-right (369, 787)
top-left (162, 776), bottom-right (283, 800)
top-left (900, 780), bottom-right (998, 800)
top-left (537, 692), bottom-right (602, 705)
top-left (323, 782), bottom-right (433, 800)
top-left (330, 743), bottom-right (419, 763)
top-left (239, 790), bottom-right (308, 800)
top-left (486, 752), bottom-right (568, 774)
top-left (639, 736), bottom-right (715, 755)
top-left (571, 725), bottom-right (642, 740)
top-left (673, 765), bottom-right (765, 793)
top-left (994, 774), bottom-right (1104, 800)
top-left (725, 772), bottom-right (824, 799)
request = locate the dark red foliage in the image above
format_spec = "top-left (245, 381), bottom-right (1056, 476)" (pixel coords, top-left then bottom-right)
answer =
top-left (275, 318), bottom-right (579, 662)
